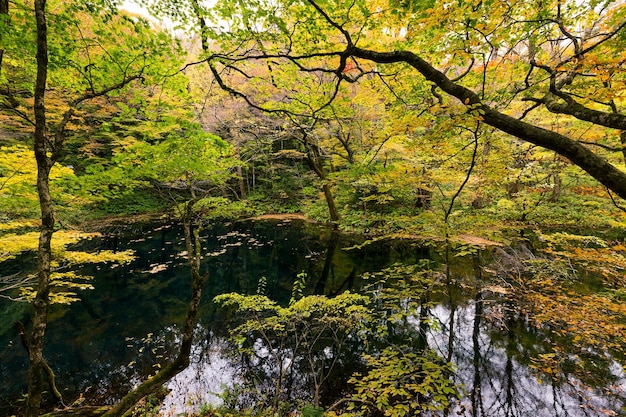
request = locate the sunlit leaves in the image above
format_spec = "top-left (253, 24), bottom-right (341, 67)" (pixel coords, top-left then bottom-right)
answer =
top-left (215, 290), bottom-right (371, 408)
top-left (345, 347), bottom-right (459, 417)
top-left (1, 229), bottom-right (135, 303)
top-left (117, 121), bottom-right (236, 186)
top-left (215, 290), bottom-right (370, 338)
top-left (0, 144), bottom-right (77, 220)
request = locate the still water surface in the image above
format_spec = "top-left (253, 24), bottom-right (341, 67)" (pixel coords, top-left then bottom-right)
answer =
top-left (0, 219), bottom-right (624, 416)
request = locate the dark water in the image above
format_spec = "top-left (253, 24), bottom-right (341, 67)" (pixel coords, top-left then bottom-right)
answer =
top-left (0, 219), bottom-right (624, 416)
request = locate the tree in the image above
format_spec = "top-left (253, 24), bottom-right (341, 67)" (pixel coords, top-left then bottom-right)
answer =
top-left (0, 1), bottom-right (183, 415)
top-left (214, 288), bottom-right (371, 411)
top-left (98, 120), bottom-right (238, 417)
top-left (154, 0), bottom-right (626, 201)
top-left (0, 0), bottom-right (7, 70)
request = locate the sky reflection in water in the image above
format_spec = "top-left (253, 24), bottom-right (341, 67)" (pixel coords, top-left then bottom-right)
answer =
top-left (0, 220), bottom-right (624, 416)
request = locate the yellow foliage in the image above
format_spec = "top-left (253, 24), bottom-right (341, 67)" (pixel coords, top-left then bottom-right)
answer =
top-left (0, 220), bottom-right (39, 232)
top-left (0, 144), bottom-right (77, 219)
top-left (0, 230), bottom-right (98, 262)
top-left (60, 249), bottom-right (135, 265)
top-left (2, 230), bottom-right (135, 304)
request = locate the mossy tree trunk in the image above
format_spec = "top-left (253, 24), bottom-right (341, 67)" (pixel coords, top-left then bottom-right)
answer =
top-left (25, 3), bottom-right (147, 414)
top-left (0, 0), bottom-right (8, 70)
top-left (102, 198), bottom-right (208, 417)
top-left (306, 141), bottom-right (340, 224)
top-left (25, 2), bottom-right (53, 416)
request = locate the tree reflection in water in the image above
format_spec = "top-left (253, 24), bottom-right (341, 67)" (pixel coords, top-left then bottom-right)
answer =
top-left (1, 221), bottom-right (624, 416)
top-left (427, 263), bottom-right (626, 416)
top-left (160, 255), bottom-right (625, 416)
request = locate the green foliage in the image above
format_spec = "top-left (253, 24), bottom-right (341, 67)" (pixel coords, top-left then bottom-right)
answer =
top-left (256, 276), bottom-right (267, 295)
top-left (343, 347), bottom-right (459, 417)
top-left (213, 258), bottom-right (464, 415)
top-left (214, 290), bottom-right (371, 408)
top-left (301, 404), bottom-right (324, 417)
top-left (90, 188), bottom-right (171, 216)
top-left (290, 270), bottom-right (307, 305)
top-left (215, 291), bottom-right (370, 339)
top-left (360, 261), bottom-right (441, 337)
top-left (196, 197), bottom-right (258, 221)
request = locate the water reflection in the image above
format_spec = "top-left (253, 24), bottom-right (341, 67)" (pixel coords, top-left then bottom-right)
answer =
top-left (161, 333), bottom-right (236, 415)
top-left (0, 220), bottom-right (624, 416)
top-left (429, 302), bottom-right (625, 416)
top-left (160, 268), bottom-right (625, 416)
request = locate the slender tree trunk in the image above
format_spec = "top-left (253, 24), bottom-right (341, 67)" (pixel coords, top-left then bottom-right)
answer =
top-left (470, 278), bottom-right (484, 417)
top-left (235, 150), bottom-right (247, 199)
top-left (306, 143), bottom-right (340, 224)
top-left (550, 172), bottom-right (562, 202)
top-left (0, 0), bottom-right (8, 71)
top-left (26, 1), bottom-right (52, 416)
top-left (102, 200), bottom-right (207, 417)
top-left (321, 182), bottom-right (340, 224)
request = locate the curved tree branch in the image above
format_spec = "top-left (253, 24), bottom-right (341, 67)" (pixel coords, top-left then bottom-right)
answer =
top-left (523, 92), bottom-right (626, 130)
top-left (346, 46), bottom-right (626, 200)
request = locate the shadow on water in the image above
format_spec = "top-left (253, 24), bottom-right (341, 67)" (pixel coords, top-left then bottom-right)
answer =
top-left (0, 219), bottom-right (624, 416)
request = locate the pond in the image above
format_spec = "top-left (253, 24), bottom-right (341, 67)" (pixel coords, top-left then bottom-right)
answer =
top-left (0, 219), bottom-right (624, 416)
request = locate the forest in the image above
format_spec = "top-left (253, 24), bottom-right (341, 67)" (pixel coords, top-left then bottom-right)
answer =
top-left (1, 0), bottom-right (625, 416)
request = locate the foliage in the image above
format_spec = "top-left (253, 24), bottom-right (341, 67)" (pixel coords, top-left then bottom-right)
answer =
top-left (213, 259), bottom-right (464, 416)
top-left (0, 229), bottom-right (134, 303)
top-left (2, 0), bottom-right (626, 413)
top-left (485, 232), bottom-right (626, 391)
top-left (0, 0), bottom-right (190, 223)
top-left (214, 289), bottom-right (371, 409)
top-left (340, 347), bottom-right (459, 417)
top-left (359, 261), bottom-right (443, 339)
top-left (141, 0), bottom-right (626, 236)
top-left (0, 144), bottom-right (78, 220)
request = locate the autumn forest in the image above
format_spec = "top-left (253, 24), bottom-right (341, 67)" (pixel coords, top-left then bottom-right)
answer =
top-left (1, 0), bottom-right (626, 416)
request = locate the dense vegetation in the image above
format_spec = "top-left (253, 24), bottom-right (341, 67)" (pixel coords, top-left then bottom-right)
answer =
top-left (1, 0), bottom-right (625, 415)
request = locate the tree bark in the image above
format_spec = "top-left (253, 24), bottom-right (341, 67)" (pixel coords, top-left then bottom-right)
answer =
top-left (102, 201), bottom-right (207, 417)
top-left (621, 131), bottom-right (626, 164)
top-left (348, 46), bottom-right (626, 200)
top-left (305, 141), bottom-right (340, 224)
top-left (321, 182), bottom-right (340, 224)
top-left (0, 0), bottom-right (8, 71)
top-left (26, 1), bottom-right (53, 416)
top-left (41, 406), bottom-right (111, 417)
top-left (26, 3), bottom-right (143, 414)
top-left (537, 92), bottom-right (626, 130)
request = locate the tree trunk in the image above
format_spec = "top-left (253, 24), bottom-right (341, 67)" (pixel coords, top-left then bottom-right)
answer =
top-left (321, 182), bottom-right (340, 224)
top-left (236, 162), bottom-right (246, 199)
top-left (102, 201), bottom-right (207, 417)
top-left (306, 142), bottom-right (340, 224)
top-left (25, 1), bottom-right (53, 416)
top-left (0, 0), bottom-right (8, 71)
top-left (550, 172), bottom-right (562, 203)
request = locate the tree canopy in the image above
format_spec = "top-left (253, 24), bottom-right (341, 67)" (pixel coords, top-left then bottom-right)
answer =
top-left (1, 0), bottom-right (625, 415)
top-left (176, 0), bottom-right (626, 198)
